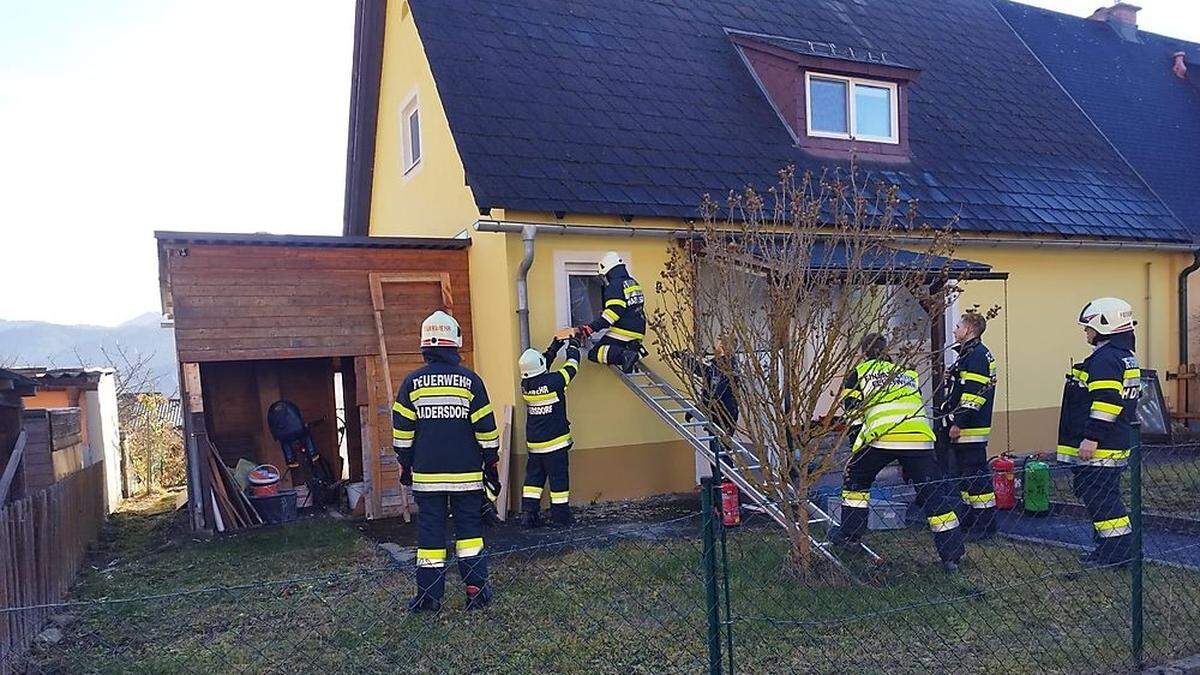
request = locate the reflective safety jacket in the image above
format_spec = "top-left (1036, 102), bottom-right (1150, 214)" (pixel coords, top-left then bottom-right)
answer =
top-left (587, 264), bottom-right (645, 343)
top-left (392, 348), bottom-right (499, 492)
top-left (1057, 332), bottom-right (1140, 468)
top-left (522, 338), bottom-right (581, 454)
top-left (843, 358), bottom-right (935, 452)
top-left (941, 338), bottom-right (996, 444)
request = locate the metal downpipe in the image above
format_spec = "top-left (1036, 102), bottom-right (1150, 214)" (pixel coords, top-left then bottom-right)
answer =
top-left (516, 225), bottom-right (537, 351)
top-left (1178, 249), bottom-right (1200, 364)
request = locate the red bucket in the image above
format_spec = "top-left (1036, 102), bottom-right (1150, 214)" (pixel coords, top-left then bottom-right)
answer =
top-left (247, 464), bottom-right (281, 497)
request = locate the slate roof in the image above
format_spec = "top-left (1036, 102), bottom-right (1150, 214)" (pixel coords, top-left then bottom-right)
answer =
top-left (997, 1), bottom-right (1200, 234)
top-left (405, 0), bottom-right (1190, 243)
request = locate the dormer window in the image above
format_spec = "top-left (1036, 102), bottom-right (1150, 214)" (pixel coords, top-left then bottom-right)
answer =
top-left (729, 30), bottom-right (919, 160)
top-left (805, 73), bottom-right (898, 144)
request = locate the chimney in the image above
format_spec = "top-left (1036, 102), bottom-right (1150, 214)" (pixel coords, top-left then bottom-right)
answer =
top-left (1174, 52), bottom-right (1189, 79)
top-left (1088, 2), bottom-right (1142, 43)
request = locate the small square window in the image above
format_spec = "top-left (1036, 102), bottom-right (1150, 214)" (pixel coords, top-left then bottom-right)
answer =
top-left (568, 273), bottom-right (604, 327)
top-left (805, 72), bottom-right (898, 144)
top-left (808, 77), bottom-right (849, 135)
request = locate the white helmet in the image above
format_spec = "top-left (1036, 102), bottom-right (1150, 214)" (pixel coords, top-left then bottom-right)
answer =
top-left (518, 348), bottom-right (547, 379)
top-left (420, 310), bottom-right (462, 348)
top-left (598, 251), bottom-right (624, 276)
top-left (1078, 297), bottom-right (1135, 335)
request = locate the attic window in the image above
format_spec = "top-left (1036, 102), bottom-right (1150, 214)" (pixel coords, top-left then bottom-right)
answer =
top-left (805, 72), bottom-right (898, 144)
top-left (400, 93), bottom-right (422, 174)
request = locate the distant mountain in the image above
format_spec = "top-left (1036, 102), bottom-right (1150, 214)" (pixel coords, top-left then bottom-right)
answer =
top-left (0, 312), bottom-right (178, 394)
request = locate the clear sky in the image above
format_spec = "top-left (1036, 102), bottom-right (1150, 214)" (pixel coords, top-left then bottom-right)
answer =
top-left (0, 1), bottom-right (1198, 327)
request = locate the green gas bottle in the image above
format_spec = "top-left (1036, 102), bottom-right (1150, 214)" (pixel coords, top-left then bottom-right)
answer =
top-left (1023, 458), bottom-right (1051, 516)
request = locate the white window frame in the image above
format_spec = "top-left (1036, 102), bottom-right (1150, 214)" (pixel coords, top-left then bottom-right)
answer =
top-left (804, 72), bottom-right (899, 145)
top-left (400, 90), bottom-right (422, 176)
top-left (553, 250), bottom-right (633, 330)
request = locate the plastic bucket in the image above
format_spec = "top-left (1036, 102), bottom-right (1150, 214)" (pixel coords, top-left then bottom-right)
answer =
top-left (247, 464), bottom-right (281, 497)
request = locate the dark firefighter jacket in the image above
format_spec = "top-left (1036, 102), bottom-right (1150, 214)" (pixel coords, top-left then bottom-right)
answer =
top-left (940, 338), bottom-right (996, 444)
top-left (522, 338), bottom-right (581, 453)
top-left (1057, 331), bottom-right (1140, 467)
top-left (392, 348), bottom-right (499, 491)
top-left (587, 264), bottom-right (645, 342)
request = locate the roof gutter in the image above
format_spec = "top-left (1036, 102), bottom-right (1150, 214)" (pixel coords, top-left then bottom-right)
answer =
top-left (1179, 250), bottom-right (1200, 364)
top-left (342, 0), bottom-right (387, 237)
top-left (475, 219), bottom-right (1197, 251)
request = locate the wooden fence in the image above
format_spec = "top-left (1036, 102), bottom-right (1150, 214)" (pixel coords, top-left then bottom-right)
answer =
top-left (0, 461), bottom-right (105, 666)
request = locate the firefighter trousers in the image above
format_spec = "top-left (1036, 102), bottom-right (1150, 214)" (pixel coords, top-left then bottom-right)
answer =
top-left (1071, 465), bottom-right (1132, 562)
top-left (588, 335), bottom-right (640, 366)
top-left (953, 441), bottom-right (996, 533)
top-left (413, 490), bottom-right (488, 603)
top-left (521, 447), bottom-right (571, 522)
top-left (840, 446), bottom-right (965, 563)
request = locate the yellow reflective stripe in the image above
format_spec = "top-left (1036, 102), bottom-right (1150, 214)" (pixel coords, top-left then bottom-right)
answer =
top-left (605, 298), bottom-right (627, 308)
top-left (393, 428), bottom-right (414, 440)
top-left (411, 386), bottom-right (474, 401)
top-left (1094, 515), bottom-right (1132, 537)
top-left (1070, 368), bottom-right (1089, 382)
top-left (624, 284), bottom-right (643, 296)
top-left (597, 345), bottom-right (610, 362)
top-left (958, 427), bottom-right (991, 437)
top-left (475, 429), bottom-right (500, 441)
top-left (601, 309), bottom-right (620, 323)
top-left (456, 537), bottom-right (484, 557)
top-left (1056, 445), bottom-right (1130, 459)
top-left (413, 471), bottom-right (483, 483)
top-left (1122, 369), bottom-right (1141, 380)
top-left (416, 548), bottom-right (447, 568)
top-left (1087, 380), bottom-right (1122, 392)
top-left (529, 433), bottom-right (572, 450)
top-left (841, 490), bottom-right (870, 508)
top-left (928, 511), bottom-right (960, 532)
top-left (523, 486), bottom-right (543, 498)
top-left (523, 392), bottom-right (559, 403)
top-left (560, 362), bottom-right (578, 386)
top-left (1091, 401), bottom-right (1123, 415)
top-left (960, 371), bottom-right (991, 384)
top-left (965, 492), bottom-right (996, 504)
top-left (607, 325), bottom-right (645, 340)
top-left (842, 389), bottom-right (863, 400)
top-left (960, 393), bottom-right (987, 406)
top-left (550, 490), bottom-right (570, 504)
top-left (470, 403), bottom-right (494, 423)
top-left (392, 401), bottom-right (417, 420)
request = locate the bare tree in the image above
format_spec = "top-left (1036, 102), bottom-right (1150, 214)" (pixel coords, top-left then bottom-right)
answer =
top-left (651, 166), bottom-right (967, 574)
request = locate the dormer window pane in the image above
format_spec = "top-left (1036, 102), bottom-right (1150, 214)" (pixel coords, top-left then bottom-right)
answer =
top-left (854, 84), bottom-right (892, 139)
top-left (809, 77), bottom-right (849, 134)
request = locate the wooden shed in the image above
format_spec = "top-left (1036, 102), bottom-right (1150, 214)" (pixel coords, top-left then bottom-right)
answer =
top-left (155, 231), bottom-right (473, 529)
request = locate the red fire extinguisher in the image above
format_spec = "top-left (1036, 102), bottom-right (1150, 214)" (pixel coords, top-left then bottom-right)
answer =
top-left (991, 455), bottom-right (1017, 510)
top-left (720, 480), bottom-right (741, 527)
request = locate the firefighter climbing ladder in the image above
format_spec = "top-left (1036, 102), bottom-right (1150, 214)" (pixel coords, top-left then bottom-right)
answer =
top-left (616, 365), bottom-right (884, 571)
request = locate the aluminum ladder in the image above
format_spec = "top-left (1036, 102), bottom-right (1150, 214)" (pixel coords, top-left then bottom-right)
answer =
top-left (615, 364), bottom-right (884, 570)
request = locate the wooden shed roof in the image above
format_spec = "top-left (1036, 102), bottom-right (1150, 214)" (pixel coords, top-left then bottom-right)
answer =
top-left (155, 231), bottom-right (469, 251)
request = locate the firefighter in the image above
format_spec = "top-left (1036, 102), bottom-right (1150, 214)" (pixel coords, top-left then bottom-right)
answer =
top-left (1058, 297), bottom-right (1139, 568)
top-left (829, 334), bottom-right (966, 571)
top-left (577, 251), bottom-right (646, 373)
top-left (939, 312), bottom-right (998, 539)
top-left (518, 332), bottom-right (582, 528)
top-left (680, 340), bottom-right (740, 474)
top-left (393, 311), bottom-right (501, 612)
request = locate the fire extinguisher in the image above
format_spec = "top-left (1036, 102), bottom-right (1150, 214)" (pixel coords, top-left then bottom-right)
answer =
top-left (991, 454), bottom-right (1017, 510)
top-left (720, 480), bottom-right (741, 527)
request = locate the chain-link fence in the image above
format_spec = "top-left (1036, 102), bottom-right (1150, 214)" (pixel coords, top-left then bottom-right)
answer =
top-left (4, 435), bottom-right (1199, 674)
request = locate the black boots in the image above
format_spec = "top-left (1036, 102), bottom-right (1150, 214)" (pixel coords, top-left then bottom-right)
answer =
top-left (620, 349), bottom-right (640, 374)
top-left (465, 584), bottom-right (493, 610)
top-left (408, 593), bottom-right (442, 613)
top-left (520, 509), bottom-right (542, 529)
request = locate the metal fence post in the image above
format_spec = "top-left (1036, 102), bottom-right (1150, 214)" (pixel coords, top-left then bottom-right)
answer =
top-left (1130, 422), bottom-right (1143, 666)
top-left (700, 476), bottom-right (723, 675)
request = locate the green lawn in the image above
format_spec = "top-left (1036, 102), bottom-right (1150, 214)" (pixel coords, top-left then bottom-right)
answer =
top-left (17, 495), bottom-right (1200, 674)
top-left (1050, 454), bottom-right (1200, 520)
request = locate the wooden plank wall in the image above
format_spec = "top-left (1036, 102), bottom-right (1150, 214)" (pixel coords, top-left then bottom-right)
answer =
top-left (201, 359), bottom-right (339, 487)
top-left (165, 244), bottom-right (472, 362)
top-left (16, 414), bottom-right (53, 496)
top-left (0, 461), bottom-right (106, 667)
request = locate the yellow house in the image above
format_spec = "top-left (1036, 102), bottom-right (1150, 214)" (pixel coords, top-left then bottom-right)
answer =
top-left (342, 0), bottom-right (1197, 504)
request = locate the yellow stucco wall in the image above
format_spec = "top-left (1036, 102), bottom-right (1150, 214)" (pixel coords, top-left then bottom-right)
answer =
top-left (954, 246), bottom-right (1185, 453)
top-left (370, 0), bottom-right (478, 239)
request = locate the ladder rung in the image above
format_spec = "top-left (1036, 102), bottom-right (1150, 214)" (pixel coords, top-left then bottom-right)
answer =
top-left (649, 395), bottom-right (678, 401)
top-left (662, 408), bottom-right (697, 415)
top-left (680, 421), bottom-right (707, 427)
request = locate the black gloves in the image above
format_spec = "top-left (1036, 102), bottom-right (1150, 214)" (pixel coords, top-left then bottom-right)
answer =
top-left (399, 464), bottom-right (413, 486)
top-left (483, 461), bottom-right (501, 500)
